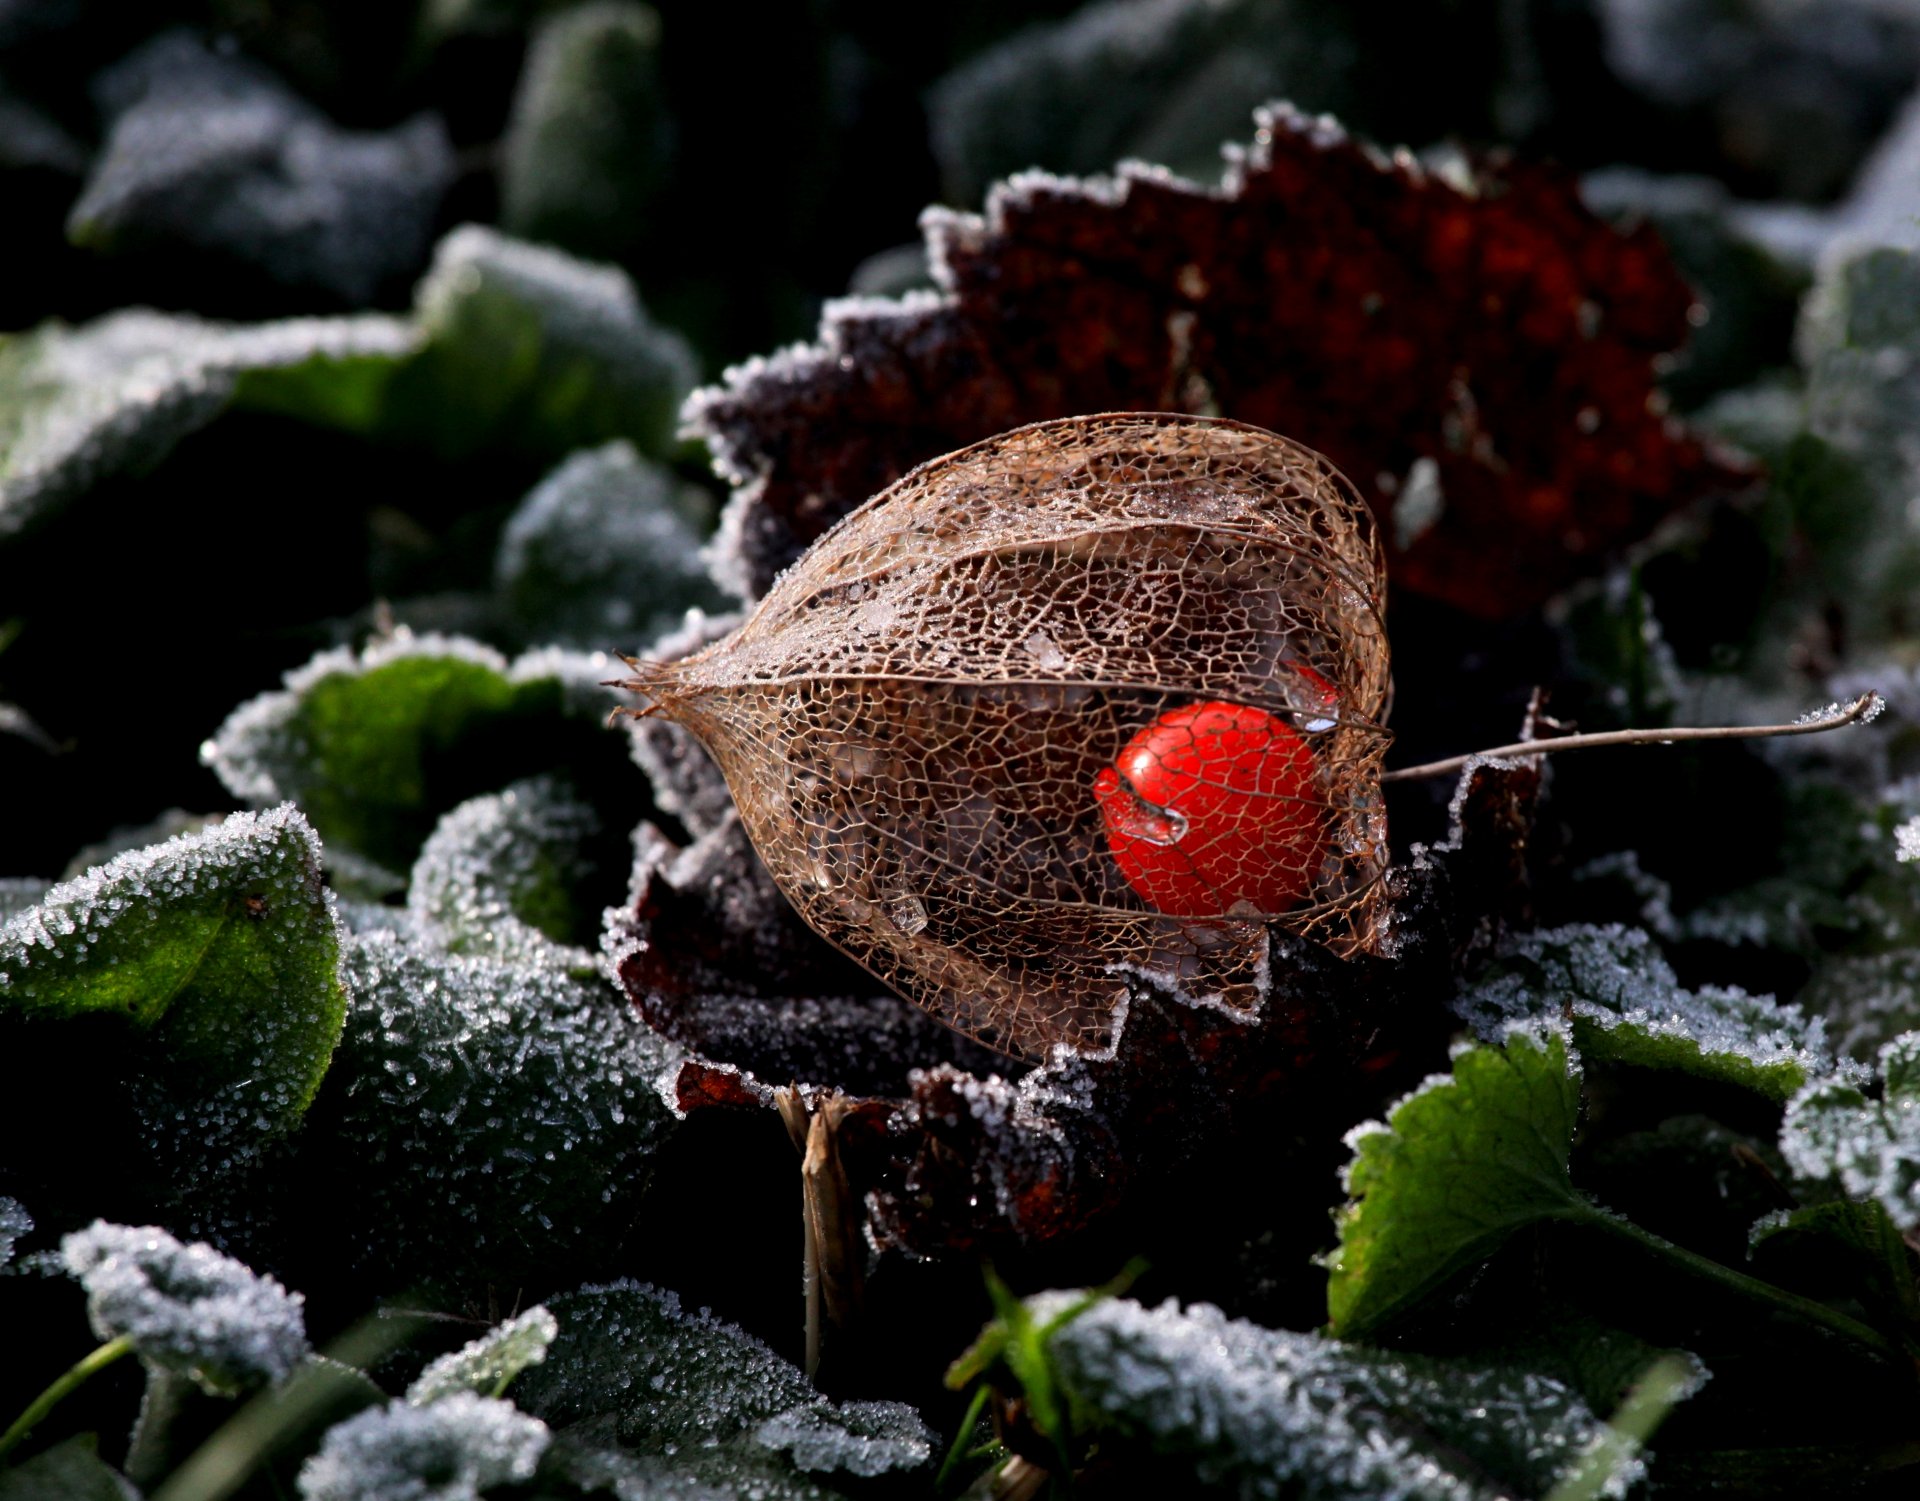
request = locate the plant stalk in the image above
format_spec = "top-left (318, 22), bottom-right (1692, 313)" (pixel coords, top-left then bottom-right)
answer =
top-left (1381, 692), bottom-right (1882, 784)
top-left (1571, 1206), bottom-right (1908, 1369)
top-left (0, 1334), bottom-right (136, 1463)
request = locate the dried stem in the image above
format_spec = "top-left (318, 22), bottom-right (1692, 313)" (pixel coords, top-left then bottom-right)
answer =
top-left (1380, 692), bottom-right (1883, 785)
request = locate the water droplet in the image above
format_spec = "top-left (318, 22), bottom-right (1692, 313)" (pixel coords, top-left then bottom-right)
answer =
top-left (887, 893), bottom-right (929, 935)
top-left (1101, 774), bottom-right (1189, 847)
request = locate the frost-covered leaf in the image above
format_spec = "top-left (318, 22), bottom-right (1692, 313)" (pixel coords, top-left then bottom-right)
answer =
top-left (1036, 1294), bottom-right (1664, 1501)
top-left (0, 1195), bottom-right (29, 1268)
top-left (298, 1393), bottom-right (548, 1501)
top-left (1598, 0), bottom-right (1920, 200)
top-left (510, 1281), bottom-right (932, 1494)
top-left (1327, 1026), bottom-right (1587, 1337)
top-left (318, 936), bottom-right (681, 1283)
top-left (62, 1220), bottom-right (309, 1394)
top-left (1685, 776), bottom-right (1920, 959)
top-left (928, 0), bottom-right (1368, 205)
top-left (0, 308), bottom-right (417, 541)
top-left (494, 441), bottom-right (722, 651)
top-left (500, 3), bottom-right (670, 262)
top-left (689, 105), bottom-right (1744, 616)
top-left (69, 31), bottom-right (453, 304)
top-left (1750, 1199), bottom-right (1920, 1329)
top-left (1800, 950), bottom-right (1920, 1063)
top-left (204, 637), bottom-right (632, 878)
top-left (408, 1307), bottom-right (559, 1405)
top-left (0, 1434), bottom-right (134, 1501)
top-left (0, 806), bottom-right (348, 1138)
top-left (407, 776), bottom-right (602, 971)
top-left (1456, 924), bottom-right (1846, 1102)
top-left (1794, 244), bottom-right (1920, 644)
top-left (393, 225), bottom-right (697, 463)
top-left (63, 811), bottom-right (221, 881)
top-left (1781, 1032), bottom-right (1920, 1231)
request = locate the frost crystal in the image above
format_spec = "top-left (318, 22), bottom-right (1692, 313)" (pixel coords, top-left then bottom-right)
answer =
top-left (1456, 923), bottom-right (1853, 1100)
top-left (1042, 1295), bottom-right (1656, 1500)
top-left (408, 1307), bottom-right (559, 1406)
top-left (61, 1222), bottom-right (308, 1393)
top-left (298, 1393), bottom-right (548, 1501)
top-left (1781, 1032), bottom-right (1920, 1229)
top-left (1894, 814), bottom-right (1920, 862)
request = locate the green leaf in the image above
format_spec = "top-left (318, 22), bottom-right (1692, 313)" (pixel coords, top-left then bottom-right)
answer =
top-left (1037, 1293), bottom-right (1678, 1501)
top-left (387, 224), bottom-right (697, 462)
top-left (1750, 1199), bottom-right (1920, 1331)
top-left (512, 1281), bottom-right (932, 1498)
top-left (1780, 1032), bottom-right (1920, 1232)
top-left (204, 638), bottom-right (632, 878)
top-left (1686, 778), bottom-right (1920, 962)
top-left (406, 775), bottom-right (604, 972)
top-left (407, 1307), bottom-right (559, 1405)
top-left (1326, 1026), bottom-right (1587, 1336)
top-left (500, 4), bottom-right (670, 262)
top-left (0, 309), bottom-right (417, 543)
top-left (66, 33), bottom-right (452, 306)
top-left (0, 806), bottom-right (347, 1131)
top-left (1456, 923), bottom-right (1847, 1102)
top-left (316, 937), bottom-right (683, 1284)
top-left (0, 1434), bottom-right (133, 1501)
top-left (494, 441), bottom-right (724, 652)
top-left (1791, 244), bottom-right (1920, 646)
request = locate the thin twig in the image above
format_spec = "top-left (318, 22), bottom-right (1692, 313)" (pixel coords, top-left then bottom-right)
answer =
top-left (1380, 692), bottom-right (1883, 785)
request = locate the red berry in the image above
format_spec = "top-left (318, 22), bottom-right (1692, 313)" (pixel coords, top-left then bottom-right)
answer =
top-left (1094, 698), bottom-right (1328, 918)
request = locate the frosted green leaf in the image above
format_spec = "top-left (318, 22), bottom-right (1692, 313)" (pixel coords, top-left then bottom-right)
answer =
top-left (1749, 1199), bottom-right (1920, 1327)
top-left (63, 811), bottom-right (220, 881)
top-left (324, 937), bottom-right (682, 1284)
top-left (1038, 1294), bottom-right (1667, 1501)
top-left (204, 637), bottom-right (631, 877)
top-left (0, 805), bottom-right (347, 1134)
top-left (63, 1221), bottom-right (309, 1394)
top-left (928, 0), bottom-right (1365, 205)
top-left (1684, 777), bottom-right (1920, 959)
top-left (1327, 1026), bottom-right (1588, 1337)
top-left (511, 1281), bottom-right (932, 1496)
top-left (68, 31), bottom-right (452, 305)
top-left (392, 224), bottom-right (697, 462)
top-left (407, 776), bottom-right (602, 972)
top-left (0, 1434), bottom-right (132, 1501)
top-left (1456, 924), bottom-right (1849, 1102)
top-left (494, 441), bottom-right (723, 651)
top-left (0, 308), bottom-right (416, 541)
top-left (408, 1307), bottom-right (559, 1405)
top-left (500, 3), bottom-right (670, 261)
top-left (1799, 949), bottom-right (1920, 1062)
top-left (1780, 1032), bottom-right (1920, 1231)
top-left (1793, 244), bottom-right (1920, 642)
top-left (298, 1393), bottom-right (548, 1501)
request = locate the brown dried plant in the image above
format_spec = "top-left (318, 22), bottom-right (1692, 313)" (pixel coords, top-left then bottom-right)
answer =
top-left (617, 413), bottom-right (1391, 1061)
